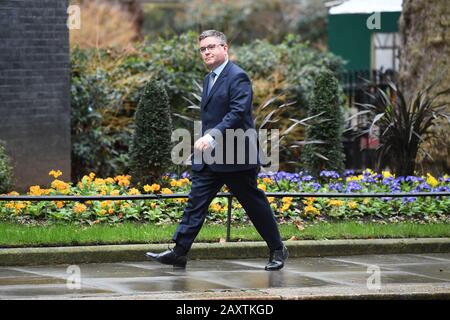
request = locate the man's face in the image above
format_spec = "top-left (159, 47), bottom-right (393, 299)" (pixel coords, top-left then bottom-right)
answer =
top-left (199, 36), bottom-right (228, 70)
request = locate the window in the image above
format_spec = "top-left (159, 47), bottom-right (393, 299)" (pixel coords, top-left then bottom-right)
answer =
top-left (371, 33), bottom-right (400, 72)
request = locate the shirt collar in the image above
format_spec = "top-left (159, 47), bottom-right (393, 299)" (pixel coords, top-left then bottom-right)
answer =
top-left (211, 59), bottom-right (229, 77)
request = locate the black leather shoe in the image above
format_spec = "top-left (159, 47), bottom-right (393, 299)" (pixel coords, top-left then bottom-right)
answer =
top-left (145, 248), bottom-right (187, 268)
top-left (265, 245), bottom-right (288, 271)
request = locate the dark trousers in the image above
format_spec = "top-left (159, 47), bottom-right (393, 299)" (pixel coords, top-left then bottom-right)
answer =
top-left (172, 165), bottom-right (283, 252)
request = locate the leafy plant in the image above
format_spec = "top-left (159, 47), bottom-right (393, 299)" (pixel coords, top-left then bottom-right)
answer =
top-left (129, 80), bottom-right (173, 185)
top-left (301, 70), bottom-right (345, 178)
top-left (359, 82), bottom-right (450, 176)
top-left (0, 142), bottom-right (13, 193)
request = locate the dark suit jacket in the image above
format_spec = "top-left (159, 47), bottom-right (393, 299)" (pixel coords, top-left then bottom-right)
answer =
top-left (192, 61), bottom-right (262, 172)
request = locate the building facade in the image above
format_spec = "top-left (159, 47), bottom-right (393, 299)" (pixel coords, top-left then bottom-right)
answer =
top-left (0, 0), bottom-right (71, 191)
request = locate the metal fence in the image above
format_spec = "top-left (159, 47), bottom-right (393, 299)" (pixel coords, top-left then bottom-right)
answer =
top-left (1, 191), bottom-right (448, 242)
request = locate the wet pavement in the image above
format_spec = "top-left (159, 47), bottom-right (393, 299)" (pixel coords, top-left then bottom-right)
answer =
top-left (0, 253), bottom-right (449, 299)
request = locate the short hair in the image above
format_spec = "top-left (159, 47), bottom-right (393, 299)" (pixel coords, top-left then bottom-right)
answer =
top-left (198, 30), bottom-right (227, 44)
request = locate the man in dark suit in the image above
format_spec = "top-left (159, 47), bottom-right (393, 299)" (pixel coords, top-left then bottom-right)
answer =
top-left (146, 30), bottom-right (288, 271)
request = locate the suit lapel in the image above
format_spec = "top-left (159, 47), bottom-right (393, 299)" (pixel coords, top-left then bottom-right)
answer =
top-left (201, 61), bottom-right (232, 110)
top-left (201, 76), bottom-right (208, 107)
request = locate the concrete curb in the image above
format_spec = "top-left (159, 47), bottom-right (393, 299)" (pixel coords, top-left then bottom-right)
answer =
top-left (1, 238), bottom-right (449, 266)
top-left (67, 284), bottom-right (450, 300)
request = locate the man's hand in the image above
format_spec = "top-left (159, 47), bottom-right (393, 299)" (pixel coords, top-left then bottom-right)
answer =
top-left (194, 135), bottom-right (215, 152)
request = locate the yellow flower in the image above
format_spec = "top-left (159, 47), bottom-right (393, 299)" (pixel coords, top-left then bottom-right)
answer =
top-left (304, 205), bottom-right (320, 216)
top-left (7, 191), bottom-right (19, 196)
top-left (55, 201), bottom-right (64, 209)
top-left (108, 208), bottom-right (115, 214)
top-left (110, 190), bottom-right (120, 196)
top-left (129, 188), bottom-right (141, 195)
top-left (279, 203), bottom-right (291, 213)
top-left (233, 202), bottom-right (243, 209)
top-left (15, 202), bottom-right (26, 213)
top-left (48, 170), bottom-right (62, 179)
top-left (426, 173), bottom-right (439, 188)
top-left (210, 203), bottom-right (222, 212)
top-left (118, 178), bottom-right (130, 187)
top-left (262, 177), bottom-right (274, 185)
top-left (161, 188), bottom-right (173, 194)
top-left (382, 171), bottom-right (394, 179)
top-left (150, 202), bottom-right (157, 209)
top-left (82, 175), bottom-right (92, 183)
top-left (282, 197), bottom-right (293, 203)
top-left (105, 177), bottom-right (115, 184)
top-left (73, 203), bottom-right (87, 214)
top-left (176, 198), bottom-right (189, 203)
top-left (89, 172), bottom-right (96, 180)
top-left (303, 197), bottom-right (316, 206)
top-left (267, 197), bottom-right (275, 203)
top-left (176, 180), bottom-right (186, 187)
top-left (170, 179), bottom-right (178, 187)
top-left (347, 201), bottom-right (358, 209)
top-left (328, 199), bottom-right (344, 207)
top-left (347, 175), bottom-right (363, 182)
top-left (51, 179), bottom-right (70, 193)
top-left (144, 183), bottom-right (160, 193)
top-left (100, 200), bottom-right (112, 208)
top-left (29, 185), bottom-right (43, 196)
top-left (5, 202), bottom-right (15, 209)
top-left (114, 175), bottom-right (131, 187)
top-left (94, 178), bottom-right (105, 186)
top-left (180, 178), bottom-right (190, 185)
top-left (257, 184), bottom-right (266, 192)
top-left (363, 198), bottom-right (370, 205)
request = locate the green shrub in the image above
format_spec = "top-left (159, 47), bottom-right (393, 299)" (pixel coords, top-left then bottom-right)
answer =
top-left (361, 82), bottom-right (450, 176)
top-left (0, 142), bottom-right (13, 193)
top-left (301, 70), bottom-right (345, 178)
top-left (129, 80), bottom-right (173, 185)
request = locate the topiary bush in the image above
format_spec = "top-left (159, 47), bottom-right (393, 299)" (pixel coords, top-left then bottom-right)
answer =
top-left (301, 70), bottom-right (345, 178)
top-left (129, 80), bottom-right (173, 185)
top-left (0, 142), bottom-right (13, 194)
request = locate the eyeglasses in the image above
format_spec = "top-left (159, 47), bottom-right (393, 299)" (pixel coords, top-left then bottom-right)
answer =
top-left (199, 43), bottom-right (224, 53)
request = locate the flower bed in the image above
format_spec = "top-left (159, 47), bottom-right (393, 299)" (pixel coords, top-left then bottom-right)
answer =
top-left (0, 169), bottom-right (449, 225)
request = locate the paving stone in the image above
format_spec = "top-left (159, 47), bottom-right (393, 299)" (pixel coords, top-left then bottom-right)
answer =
top-left (1, 254), bottom-right (449, 299)
top-left (326, 253), bottom-right (447, 266)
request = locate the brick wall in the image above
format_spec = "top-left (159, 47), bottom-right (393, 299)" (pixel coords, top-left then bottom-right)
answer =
top-left (0, 0), bottom-right (71, 191)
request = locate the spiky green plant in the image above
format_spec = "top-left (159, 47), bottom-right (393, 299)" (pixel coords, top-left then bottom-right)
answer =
top-left (358, 82), bottom-right (450, 176)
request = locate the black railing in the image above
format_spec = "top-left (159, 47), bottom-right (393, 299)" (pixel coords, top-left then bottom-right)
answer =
top-left (1, 191), bottom-right (449, 242)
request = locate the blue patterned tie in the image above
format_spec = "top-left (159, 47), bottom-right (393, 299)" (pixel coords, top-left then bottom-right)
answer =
top-left (207, 72), bottom-right (216, 96)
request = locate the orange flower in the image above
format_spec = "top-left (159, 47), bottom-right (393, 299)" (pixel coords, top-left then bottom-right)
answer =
top-left (49, 170), bottom-right (62, 179)
top-left (73, 203), bottom-right (87, 214)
